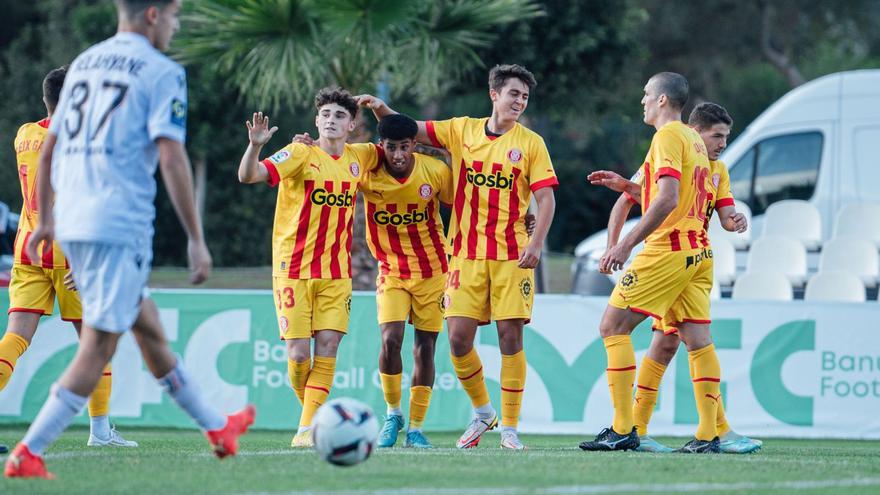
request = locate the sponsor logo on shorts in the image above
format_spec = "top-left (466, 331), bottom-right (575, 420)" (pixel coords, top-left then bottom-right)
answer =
top-left (269, 150), bottom-right (290, 164)
top-left (619, 270), bottom-right (638, 291)
top-left (349, 162), bottom-right (360, 177)
top-left (520, 278), bottom-right (532, 299)
top-left (346, 296), bottom-right (352, 313)
top-left (279, 316), bottom-right (289, 332)
top-left (419, 183), bottom-right (433, 199)
top-left (685, 248), bottom-right (713, 269)
top-left (441, 293), bottom-right (451, 311)
top-left (437, 294), bottom-right (445, 311)
top-left (508, 148), bottom-right (523, 164)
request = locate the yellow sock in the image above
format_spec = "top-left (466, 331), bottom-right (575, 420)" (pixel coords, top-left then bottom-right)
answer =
top-left (604, 335), bottom-right (636, 434)
top-left (633, 356), bottom-right (666, 436)
top-left (450, 349), bottom-right (491, 408)
top-left (88, 364), bottom-right (112, 417)
top-left (408, 386), bottom-right (432, 430)
top-left (380, 372), bottom-right (402, 410)
top-left (0, 333), bottom-right (29, 390)
top-left (690, 344), bottom-right (722, 441)
top-left (288, 359), bottom-right (311, 404)
top-left (500, 351), bottom-right (526, 428)
top-left (300, 356), bottom-right (336, 428)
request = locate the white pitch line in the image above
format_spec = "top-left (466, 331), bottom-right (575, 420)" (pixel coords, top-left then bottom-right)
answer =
top-left (236, 477), bottom-right (880, 495)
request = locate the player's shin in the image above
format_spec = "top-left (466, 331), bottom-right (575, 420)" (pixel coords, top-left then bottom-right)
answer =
top-left (633, 357), bottom-right (666, 436)
top-left (21, 383), bottom-right (87, 455)
top-left (287, 359), bottom-right (311, 404)
top-left (408, 386), bottom-right (432, 430)
top-left (500, 350), bottom-right (526, 429)
top-left (689, 344), bottom-right (722, 440)
top-left (604, 335), bottom-right (637, 434)
top-left (450, 349), bottom-right (492, 412)
top-left (88, 364), bottom-right (112, 438)
top-left (300, 356), bottom-right (336, 427)
top-left (158, 361), bottom-right (226, 431)
top-left (0, 333), bottom-right (29, 390)
top-left (380, 372), bottom-right (403, 415)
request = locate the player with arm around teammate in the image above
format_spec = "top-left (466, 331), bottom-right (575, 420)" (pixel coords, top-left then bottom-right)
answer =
top-left (588, 102), bottom-right (760, 454)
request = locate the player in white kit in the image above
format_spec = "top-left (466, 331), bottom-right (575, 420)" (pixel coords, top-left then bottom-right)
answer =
top-left (4, 0), bottom-right (255, 479)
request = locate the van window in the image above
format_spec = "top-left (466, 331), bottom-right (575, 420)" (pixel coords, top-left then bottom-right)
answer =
top-left (752, 132), bottom-right (822, 214)
top-left (728, 132), bottom-right (823, 215)
top-left (728, 148), bottom-right (755, 205)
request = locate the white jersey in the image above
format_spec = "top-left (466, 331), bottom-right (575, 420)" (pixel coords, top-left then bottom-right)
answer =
top-left (49, 32), bottom-right (187, 246)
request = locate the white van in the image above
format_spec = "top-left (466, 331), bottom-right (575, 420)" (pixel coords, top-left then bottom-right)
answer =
top-left (571, 69), bottom-right (880, 294)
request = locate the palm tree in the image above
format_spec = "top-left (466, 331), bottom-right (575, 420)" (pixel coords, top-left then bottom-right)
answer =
top-left (176, 0), bottom-right (543, 288)
top-left (176, 0), bottom-right (543, 108)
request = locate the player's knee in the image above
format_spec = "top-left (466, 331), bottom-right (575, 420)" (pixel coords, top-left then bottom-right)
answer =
top-left (381, 333), bottom-right (403, 356)
top-left (447, 332), bottom-right (473, 356)
top-left (412, 339), bottom-right (436, 364)
top-left (497, 332), bottom-right (523, 354)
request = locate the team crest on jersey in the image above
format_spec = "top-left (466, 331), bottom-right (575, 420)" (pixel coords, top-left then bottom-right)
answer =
top-left (279, 316), bottom-right (289, 332)
top-left (269, 150), bottom-right (290, 164)
top-left (508, 148), bottom-right (523, 164)
top-left (712, 173), bottom-right (720, 188)
top-left (171, 98), bottom-right (187, 128)
top-left (619, 270), bottom-right (638, 291)
top-left (349, 162), bottom-right (360, 177)
top-left (419, 184), bottom-right (433, 199)
top-left (519, 278), bottom-right (532, 299)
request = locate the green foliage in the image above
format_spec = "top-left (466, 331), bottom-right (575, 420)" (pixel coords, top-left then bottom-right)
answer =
top-left (176, 0), bottom-right (543, 110)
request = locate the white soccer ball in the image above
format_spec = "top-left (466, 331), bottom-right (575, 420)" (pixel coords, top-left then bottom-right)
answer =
top-left (312, 398), bottom-right (379, 467)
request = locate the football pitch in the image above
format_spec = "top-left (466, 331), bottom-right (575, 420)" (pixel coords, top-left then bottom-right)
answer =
top-left (1, 427), bottom-right (879, 494)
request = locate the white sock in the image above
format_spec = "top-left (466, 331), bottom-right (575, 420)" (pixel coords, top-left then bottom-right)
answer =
top-left (22, 383), bottom-right (87, 455)
top-left (408, 427), bottom-right (422, 434)
top-left (158, 361), bottom-right (226, 431)
top-left (474, 403), bottom-right (495, 419)
top-left (501, 425), bottom-right (517, 434)
top-left (297, 426), bottom-right (312, 434)
top-left (387, 407), bottom-right (403, 417)
top-left (90, 415), bottom-right (111, 439)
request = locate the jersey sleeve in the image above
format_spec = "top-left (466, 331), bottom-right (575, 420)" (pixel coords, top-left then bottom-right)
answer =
top-left (425, 117), bottom-right (466, 150)
top-left (624, 169), bottom-right (644, 205)
top-left (650, 128), bottom-right (684, 181)
top-left (148, 64), bottom-right (188, 143)
top-left (528, 136), bottom-right (559, 192)
top-left (350, 143), bottom-right (384, 174)
top-left (434, 158), bottom-right (454, 205)
top-left (714, 162), bottom-right (735, 209)
top-left (261, 142), bottom-right (308, 187)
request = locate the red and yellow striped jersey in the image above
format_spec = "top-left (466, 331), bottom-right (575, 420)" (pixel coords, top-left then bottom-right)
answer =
top-left (426, 117), bottom-right (557, 260)
top-left (705, 159), bottom-right (735, 225)
top-left (361, 153), bottom-right (453, 279)
top-left (637, 120), bottom-right (711, 251)
top-left (262, 142), bottom-right (381, 279)
top-left (13, 119), bottom-right (68, 269)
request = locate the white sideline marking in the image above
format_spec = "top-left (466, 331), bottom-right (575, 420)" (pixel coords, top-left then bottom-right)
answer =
top-left (236, 478), bottom-right (880, 495)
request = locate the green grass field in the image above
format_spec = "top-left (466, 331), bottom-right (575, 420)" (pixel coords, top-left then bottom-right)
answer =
top-left (1, 427), bottom-right (878, 495)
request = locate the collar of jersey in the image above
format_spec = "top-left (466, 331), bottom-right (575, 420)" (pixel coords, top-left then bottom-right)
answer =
top-left (114, 31), bottom-right (153, 48)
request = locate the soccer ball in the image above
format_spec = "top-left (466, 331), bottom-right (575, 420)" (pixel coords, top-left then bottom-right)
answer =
top-left (312, 398), bottom-right (379, 467)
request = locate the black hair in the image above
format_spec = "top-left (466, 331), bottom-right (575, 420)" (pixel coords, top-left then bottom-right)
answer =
top-left (43, 65), bottom-right (68, 113)
top-left (650, 72), bottom-right (689, 110)
top-left (377, 114), bottom-right (418, 141)
top-left (688, 102), bottom-right (733, 130)
top-left (314, 86), bottom-right (358, 119)
top-left (489, 64), bottom-right (537, 91)
top-left (115, 0), bottom-right (174, 19)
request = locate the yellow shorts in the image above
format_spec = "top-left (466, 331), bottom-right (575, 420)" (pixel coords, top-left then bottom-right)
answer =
top-left (272, 277), bottom-right (352, 340)
top-left (376, 273), bottom-right (446, 332)
top-left (609, 247), bottom-right (713, 327)
top-left (443, 257), bottom-right (535, 324)
top-left (8, 264), bottom-right (82, 321)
